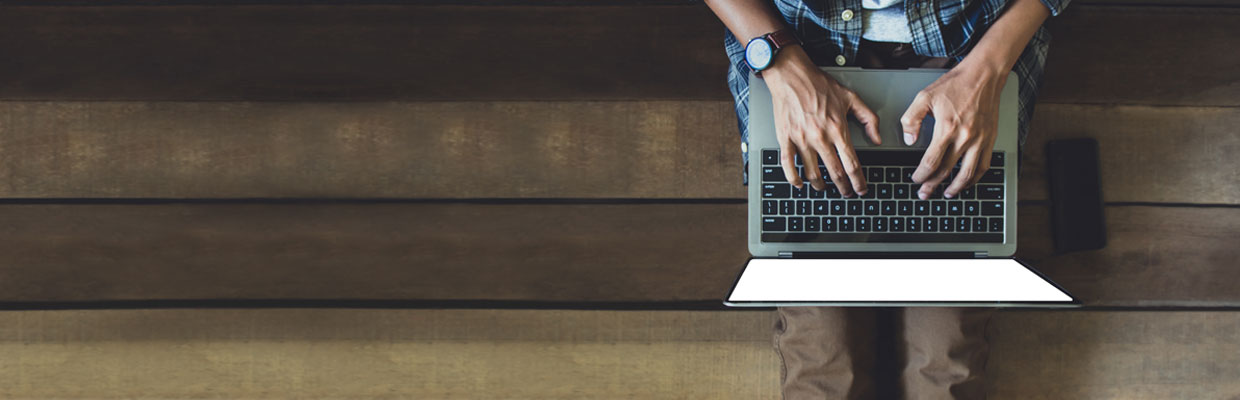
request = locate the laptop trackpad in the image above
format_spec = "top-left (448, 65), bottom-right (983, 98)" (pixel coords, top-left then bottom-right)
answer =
top-left (727, 258), bottom-right (1075, 306)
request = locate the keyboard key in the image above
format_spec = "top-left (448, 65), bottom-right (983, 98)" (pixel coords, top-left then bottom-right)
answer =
top-left (806, 216), bottom-right (820, 232)
top-left (902, 168), bottom-right (916, 183)
top-left (780, 200), bottom-right (794, 215)
top-left (885, 168), bottom-right (901, 183)
top-left (931, 202), bottom-right (946, 216)
top-left (948, 201), bottom-right (963, 216)
top-left (809, 186), bottom-right (825, 199)
top-left (792, 184), bottom-right (807, 199)
top-left (991, 152), bottom-right (1004, 167)
top-left (762, 183), bottom-right (790, 198)
top-left (881, 201), bottom-right (897, 215)
top-left (831, 201), bottom-right (846, 215)
top-left (840, 217), bottom-right (854, 232)
top-left (965, 201), bottom-right (979, 216)
top-left (989, 217), bottom-right (1003, 232)
top-left (813, 201), bottom-right (830, 215)
top-left (857, 217), bottom-right (871, 232)
top-left (864, 201), bottom-right (880, 216)
top-left (862, 184), bottom-right (877, 199)
top-left (763, 217), bottom-right (785, 231)
top-left (940, 217), bottom-right (954, 232)
top-left (979, 169), bottom-right (1004, 184)
top-left (959, 187), bottom-right (974, 200)
top-left (788, 217), bottom-right (803, 232)
top-left (890, 217), bottom-right (903, 232)
top-left (823, 217), bottom-right (838, 231)
top-left (877, 184), bottom-right (893, 199)
top-left (894, 184), bottom-right (911, 199)
top-left (957, 217), bottom-right (970, 232)
top-left (898, 201), bottom-right (913, 216)
top-left (847, 201), bottom-right (863, 215)
top-left (978, 185), bottom-right (1004, 199)
top-left (915, 201), bottom-right (930, 216)
top-left (973, 217), bottom-right (987, 232)
top-left (763, 200), bottom-right (777, 215)
top-left (762, 167), bottom-right (786, 182)
top-left (873, 217), bottom-right (887, 232)
top-left (797, 200), bottom-right (811, 215)
top-left (763, 150), bottom-right (779, 165)
top-left (981, 201), bottom-right (1004, 216)
top-left (907, 217), bottom-right (920, 232)
top-left (924, 217), bottom-right (938, 232)
top-left (826, 185), bottom-right (842, 198)
top-left (867, 168), bottom-right (884, 183)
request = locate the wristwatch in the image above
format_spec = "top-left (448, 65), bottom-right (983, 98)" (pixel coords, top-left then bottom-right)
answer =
top-left (745, 29), bottom-right (802, 73)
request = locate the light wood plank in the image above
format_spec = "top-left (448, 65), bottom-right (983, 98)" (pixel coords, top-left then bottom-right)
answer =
top-left (3, 102), bottom-right (1234, 204)
top-left (0, 5), bottom-right (1234, 106)
top-left (0, 203), bottom-right (1235, 307)
top-left (1, 309), bottom-right (1238, 399)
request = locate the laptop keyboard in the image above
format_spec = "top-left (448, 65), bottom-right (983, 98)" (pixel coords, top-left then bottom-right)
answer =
top-left (759, 149), bottom-right (1006, 243)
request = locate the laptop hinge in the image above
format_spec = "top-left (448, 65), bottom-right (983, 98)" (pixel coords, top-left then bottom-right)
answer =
top-left (778, 251), bottom-right (794, 258)
top-left (789, 252), bottom-right (973, 259)
top-left (974, 251), bottom-right (988, 258)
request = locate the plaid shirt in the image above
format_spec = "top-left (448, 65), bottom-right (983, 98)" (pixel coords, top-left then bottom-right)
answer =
top-left (724, 0), bottom-right (1071, 184)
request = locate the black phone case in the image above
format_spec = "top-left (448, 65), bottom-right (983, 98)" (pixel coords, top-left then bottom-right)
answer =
top-left (1046, 138), bottom-right (1107, 253)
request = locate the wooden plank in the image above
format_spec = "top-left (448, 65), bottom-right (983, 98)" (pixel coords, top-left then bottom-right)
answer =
top-left (0, 203), bottom-right (1235, 307)
top-left (1, 309), bottom-right (1238, 399)
top-left (0, 5), bottom-right (1234, 106)
top-left (2, 102), bottom-right (1234, 204)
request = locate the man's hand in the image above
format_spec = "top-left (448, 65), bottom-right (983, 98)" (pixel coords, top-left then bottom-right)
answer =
top-left (764, 46), bottom-right (881, 197)
top-left (900, 62), bottom-right (1006, 200)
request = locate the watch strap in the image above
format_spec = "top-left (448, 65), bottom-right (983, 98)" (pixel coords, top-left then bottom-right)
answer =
top-left (766, 29), bottom-right (801, 50)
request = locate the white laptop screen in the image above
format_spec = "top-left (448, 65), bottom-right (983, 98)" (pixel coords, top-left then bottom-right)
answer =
top-left (728, 258), bottom-right (1073, 303)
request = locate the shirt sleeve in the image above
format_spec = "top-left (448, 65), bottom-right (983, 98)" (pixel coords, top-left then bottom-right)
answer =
top-left (1037, 0), bottom-right (1071, 16)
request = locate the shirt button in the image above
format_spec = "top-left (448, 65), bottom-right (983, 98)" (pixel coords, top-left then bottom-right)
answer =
top-left (841, 9), bottom-right (855, 21)
top-left (741, 142), bottom-right (748, 153)
top-left (835, 55), bottom-right (847, 66)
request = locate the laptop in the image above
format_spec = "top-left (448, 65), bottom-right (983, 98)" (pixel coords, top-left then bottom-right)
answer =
top-left (725, 67), bottom-right (1079, 307)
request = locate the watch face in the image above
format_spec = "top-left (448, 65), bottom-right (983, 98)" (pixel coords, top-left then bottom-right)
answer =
top-left (746, 38), bottom-right (774, 71)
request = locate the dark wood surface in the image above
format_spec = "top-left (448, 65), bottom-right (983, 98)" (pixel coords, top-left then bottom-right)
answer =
top-left (3, 102), bottom-right (1233, 204)
top-left (1, 203), bottom-right (1235, 307)
top-left (0, 4), bottom-right (1235, 105)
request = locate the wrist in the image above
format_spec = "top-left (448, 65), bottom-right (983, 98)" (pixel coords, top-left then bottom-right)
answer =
top-left (759, 44), bottom-right (810, 81)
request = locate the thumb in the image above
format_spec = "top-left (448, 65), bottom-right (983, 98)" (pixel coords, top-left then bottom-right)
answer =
top-left (900, 93), bottom-right (931, 146)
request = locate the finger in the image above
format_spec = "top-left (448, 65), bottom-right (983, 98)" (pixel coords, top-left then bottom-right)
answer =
top-left (798, 146), bottom-right (826, 191)
top-left (779, 140), bottom-right (802, 189)
top-left (832, 127), bottom-right (867, 196)
top-left (849, 92), bottom-right (882, 145)
top-left (900, 92), bottom-right (931, 146)
top-left (810, 139), bottom-right (853, 197)
top-left (918, 141), bottom-right (965, 200)
top-left (912, 118), bottom-right (951, 184)
top-left (944, 145), bottom-right (982, 197)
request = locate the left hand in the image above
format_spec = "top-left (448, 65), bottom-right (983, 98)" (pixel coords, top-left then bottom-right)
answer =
top-left (900, 62), bottom-right (1007, 200)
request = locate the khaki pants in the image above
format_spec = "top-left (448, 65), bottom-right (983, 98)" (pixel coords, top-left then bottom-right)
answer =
top-left (773, 40), bottom-right (995, 400)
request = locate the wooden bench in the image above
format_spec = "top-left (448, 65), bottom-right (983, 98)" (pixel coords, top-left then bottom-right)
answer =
top-left (0, 1), bottom-right (1236, 308)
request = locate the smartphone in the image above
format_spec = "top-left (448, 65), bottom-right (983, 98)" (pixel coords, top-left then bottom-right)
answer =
top-left (1046, 138), bottom-right (1107, 253)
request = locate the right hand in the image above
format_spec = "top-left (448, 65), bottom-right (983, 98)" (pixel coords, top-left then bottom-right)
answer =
top-left (762, 46), bottom-right (882, 197)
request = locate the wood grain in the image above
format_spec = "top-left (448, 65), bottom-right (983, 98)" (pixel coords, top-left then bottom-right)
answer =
top-left (0, 5), bottom-right (1234, 106)
top-left (3, 102), bottom-right (1233, 204)
top-left (0, 309), bottom-right (1237, 399)
top-left (0, 203), bottom-right (1235, 307)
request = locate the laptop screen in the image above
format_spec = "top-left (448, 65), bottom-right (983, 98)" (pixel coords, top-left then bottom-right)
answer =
top-left (727, 258), bottom-right (1074, 304)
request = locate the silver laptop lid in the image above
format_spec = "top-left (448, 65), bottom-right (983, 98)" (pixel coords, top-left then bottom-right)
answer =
top-left (747, 68), bottom-right (1020, 258)
top-left (725, 258), bottom-right (1079, 307)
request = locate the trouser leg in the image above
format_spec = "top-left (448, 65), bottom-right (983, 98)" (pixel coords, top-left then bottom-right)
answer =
top-left (774, 306), bottom-right (878, 400)
top-left (900, 307), bottom-right (996, 400)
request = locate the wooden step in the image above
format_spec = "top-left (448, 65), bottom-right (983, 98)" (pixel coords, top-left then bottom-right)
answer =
top-left (0, 309), bottom-right (1237, 399)
top-left (1, 203), bottom-right (1235, 307)
top-left (0, 4), bottom-right (1233, 105)
top-left (2, 102), bottom-right (1233, 204)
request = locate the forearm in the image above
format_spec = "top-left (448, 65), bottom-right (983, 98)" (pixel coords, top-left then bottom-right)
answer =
top-left (704, 0), bottom-right (788, 46)
top-left (958, 0), bottom-right (1051, 76)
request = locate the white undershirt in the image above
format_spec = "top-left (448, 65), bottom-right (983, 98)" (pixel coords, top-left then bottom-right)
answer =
top-left (860, 0), bottom-right (914, 43)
